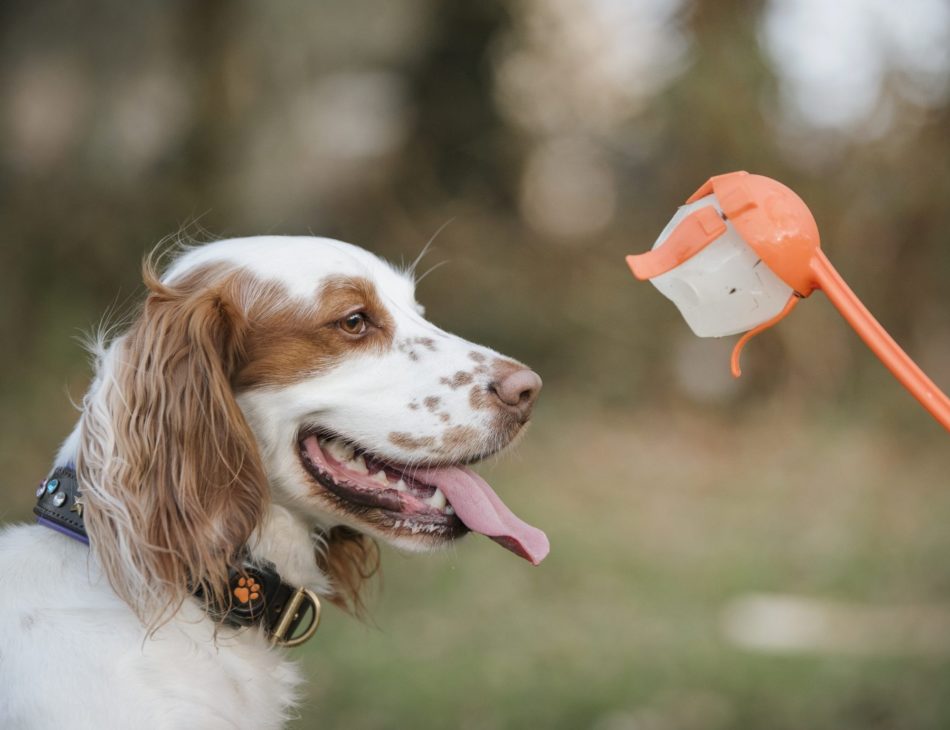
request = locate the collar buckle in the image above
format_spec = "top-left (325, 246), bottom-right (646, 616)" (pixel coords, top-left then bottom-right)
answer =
top-left (270, 587), bottom-right (322, 648)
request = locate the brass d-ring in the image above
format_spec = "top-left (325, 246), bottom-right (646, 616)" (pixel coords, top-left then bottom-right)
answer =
top-left (272, 588), bottom-right (322, 648)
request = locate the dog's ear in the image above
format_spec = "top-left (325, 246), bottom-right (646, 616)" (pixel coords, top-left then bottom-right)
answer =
top-left (78, 262), bottom-right (269, 627)
top-left (316, 526), bottom-right (380, 618)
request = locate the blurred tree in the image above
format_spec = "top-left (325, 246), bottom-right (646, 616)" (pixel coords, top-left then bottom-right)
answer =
top-left (395, 0), bottom-right (517, 208)
top-left (1, 0), bottom-right (949, 477)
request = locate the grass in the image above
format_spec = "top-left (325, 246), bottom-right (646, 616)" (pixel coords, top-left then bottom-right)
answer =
top-left (288, 404), bottom-right (950, 729)
top-left (3, 397), bottom-right (949, 729)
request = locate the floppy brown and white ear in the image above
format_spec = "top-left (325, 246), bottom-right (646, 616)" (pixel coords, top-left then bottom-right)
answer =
top-left (316, 526), bottom-right (380, 618)
top-left (77, 262), bottom-right (269, 628)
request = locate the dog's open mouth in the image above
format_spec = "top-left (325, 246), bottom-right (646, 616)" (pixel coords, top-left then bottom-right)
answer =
top-left (298, 432), bottom-right (549, 565)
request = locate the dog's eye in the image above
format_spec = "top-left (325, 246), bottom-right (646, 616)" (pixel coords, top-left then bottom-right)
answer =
top-left (339, 312), bottom-right (368, 336)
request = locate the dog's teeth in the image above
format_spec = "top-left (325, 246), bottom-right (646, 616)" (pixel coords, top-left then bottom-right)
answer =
top-left (369, 471), bottom-right (389, 486)
top-left (427, 489), bottom-right (447, 510)
top-left (349, 455), bottom-right (368, 474)
top-left (393, 479), bottom-right (408, 492)
top-left (323, 438), bottom-right (338, 453)
top-left (444, 505), bottom-right (455, 516)
top-left (325, 440), bottom-right (353, 463)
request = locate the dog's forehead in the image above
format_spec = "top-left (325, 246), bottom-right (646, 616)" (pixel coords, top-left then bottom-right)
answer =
top-left (166, 236), bottom-right (416, 304)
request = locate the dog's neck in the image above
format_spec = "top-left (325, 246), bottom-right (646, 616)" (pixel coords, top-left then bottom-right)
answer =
top-left (54, 419), bottom-right (333, 598)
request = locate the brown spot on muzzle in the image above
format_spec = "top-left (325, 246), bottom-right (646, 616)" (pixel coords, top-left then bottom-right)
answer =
top-left (441, 371), bottom-right (474, 389)
top-left (388, 426), bottom-right (484, 459)
top-left (415, 337), bottom-right (437, 351)
top-left (437, 426), bottom-right (480, 456)
top-left (469, 383), bottom-right (491, 410)
top-left (388, 432), bottom-right (436, 450)
top-left (423, 396), bottom-right (441, 412)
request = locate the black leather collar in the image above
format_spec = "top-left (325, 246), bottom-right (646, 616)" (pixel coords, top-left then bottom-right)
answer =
top-left (34, 466), bottom-right (321, 647)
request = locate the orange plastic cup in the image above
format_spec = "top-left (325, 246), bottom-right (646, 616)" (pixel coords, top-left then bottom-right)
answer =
top-left (628, 171), bottom-right (950, 432)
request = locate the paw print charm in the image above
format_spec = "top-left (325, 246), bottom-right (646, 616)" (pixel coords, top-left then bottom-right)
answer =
top-left (233, 575), bottom-right (262, 605)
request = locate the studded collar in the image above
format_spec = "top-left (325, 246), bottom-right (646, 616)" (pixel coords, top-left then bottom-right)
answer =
top-left (34, 466), bottom-right (321, 648)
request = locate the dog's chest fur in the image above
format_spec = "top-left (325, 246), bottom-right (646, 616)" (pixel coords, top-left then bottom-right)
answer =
top-left (0, 525), bottom-right (302, 730)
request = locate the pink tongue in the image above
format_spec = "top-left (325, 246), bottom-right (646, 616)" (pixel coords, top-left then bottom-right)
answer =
top-left (416, 466), bottom-right (550, 565)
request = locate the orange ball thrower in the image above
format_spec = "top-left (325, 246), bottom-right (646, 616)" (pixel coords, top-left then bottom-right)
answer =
top-left (627, 171), bottom-right (950, 432)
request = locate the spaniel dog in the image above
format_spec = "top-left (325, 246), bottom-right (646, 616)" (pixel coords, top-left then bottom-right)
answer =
top-left (0, 237), bottom-right (548, 729)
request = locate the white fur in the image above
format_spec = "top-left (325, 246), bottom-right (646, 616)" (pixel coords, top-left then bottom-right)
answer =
top-left (0, 236), bottom-right (526, 729)
top-left (0, 525), bottom-right (302, 730)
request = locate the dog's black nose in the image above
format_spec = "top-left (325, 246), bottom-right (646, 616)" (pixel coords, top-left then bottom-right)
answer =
top-left (489, 368), bottom-right (542, 419)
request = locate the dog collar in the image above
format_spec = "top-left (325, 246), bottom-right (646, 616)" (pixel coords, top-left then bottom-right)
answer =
top-left (33, 466), bottom-right (321, 648)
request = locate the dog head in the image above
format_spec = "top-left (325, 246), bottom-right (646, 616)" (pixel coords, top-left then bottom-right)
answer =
top-left (77, 236), bottom-right (547, 622)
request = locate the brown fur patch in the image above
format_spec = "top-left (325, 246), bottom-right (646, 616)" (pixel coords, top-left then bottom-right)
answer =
top-left (469, 383), bottom-right (491, 410)
top-left (423, 396), bottom-right (441, 412)
top-left (236, 275), bottom-right (395, 388)
top-left (438, 425), bottom-right (480, 455)
top-left (468, 351), bottom-right (486, 363)
top-left (440, 370), bottom-right (474, 389)
top-left (78, 258), bottom-right (404, 627)
top-left (396, 338), bottom-right (424, 361)
top-left (79, 260), bottom-right (271, 628)
top-left (415, 337), bottom-right (437, 351)
top-left (388, 432), bottom-right (436, 450)
top-left (314, 526), bottom-right (380, 617)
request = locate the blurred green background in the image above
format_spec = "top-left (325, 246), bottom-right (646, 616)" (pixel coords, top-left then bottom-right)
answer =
top-left (3, 1), bottom-right (950, 728)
